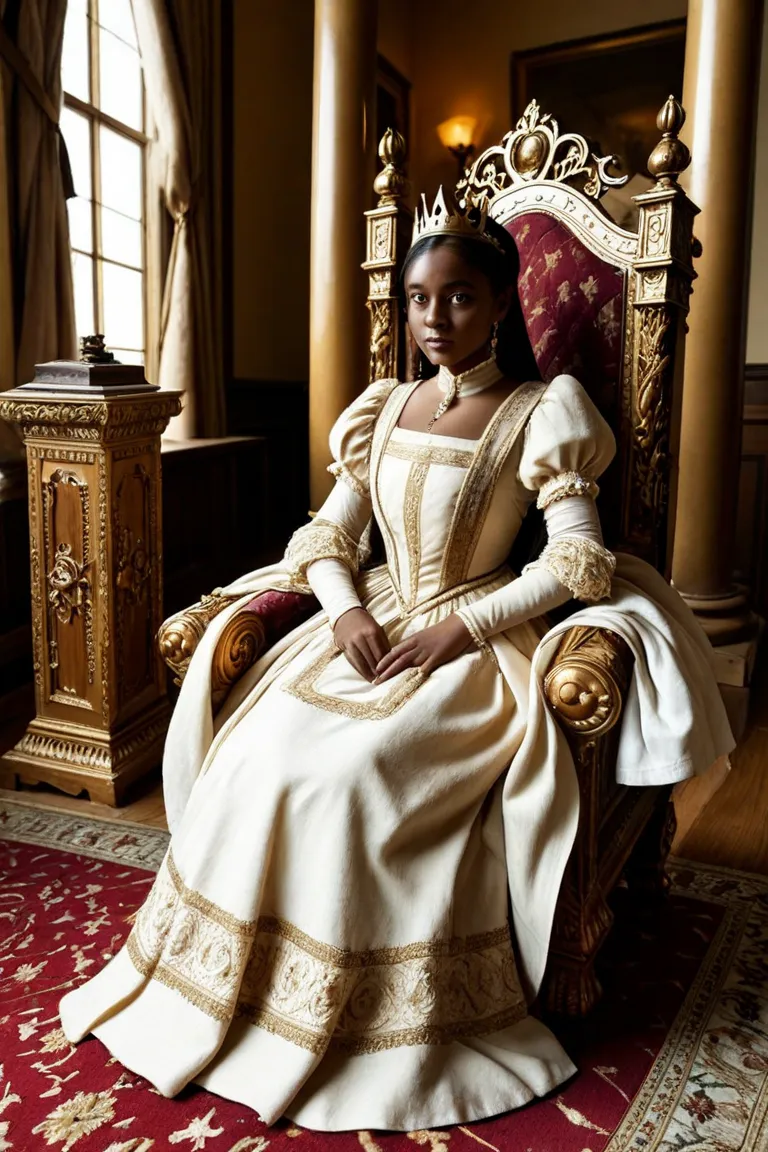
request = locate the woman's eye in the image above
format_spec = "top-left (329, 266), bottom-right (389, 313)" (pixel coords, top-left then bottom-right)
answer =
top-left (452, 293), bottom-right (470, 304)
top-left (410, 293), bottom-right (427, 304)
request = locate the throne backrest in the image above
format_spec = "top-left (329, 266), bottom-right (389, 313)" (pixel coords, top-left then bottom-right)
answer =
top-left (363, 100), bottom-right (699, 573)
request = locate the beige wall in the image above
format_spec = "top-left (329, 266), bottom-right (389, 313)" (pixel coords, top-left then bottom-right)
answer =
top-left (408, 0), bottom-right (687, 198)
top-left (231, 0), bottom-right (767, 381)
top-left (232, 0), bottom-right (314, 382)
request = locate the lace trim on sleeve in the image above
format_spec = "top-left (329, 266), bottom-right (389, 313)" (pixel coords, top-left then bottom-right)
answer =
top-left (326, 460), bottom-right (369, 498)
top-left (536, 470), bottom-right (599, 511)
top-left (524, 536), bottom-right (615, 603)
top-left (283, 517), bottom-right (361, 592)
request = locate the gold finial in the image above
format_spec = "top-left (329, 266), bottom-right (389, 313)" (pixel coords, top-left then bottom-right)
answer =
top-left (373, 128), bottom-right (409, 206)
top-left (647, 95), bottom-right (691, 188)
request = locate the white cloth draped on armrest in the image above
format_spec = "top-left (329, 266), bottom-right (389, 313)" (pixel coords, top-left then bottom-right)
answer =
top-left (456, 495), bottom-right (614, 643)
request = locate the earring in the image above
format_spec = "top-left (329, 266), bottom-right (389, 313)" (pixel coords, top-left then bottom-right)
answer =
top-left (490, 321), bottom-right (499, 358)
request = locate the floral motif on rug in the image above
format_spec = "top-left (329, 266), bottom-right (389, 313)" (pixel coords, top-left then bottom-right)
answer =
top-left (1, 797), bottom-right (767, 1151)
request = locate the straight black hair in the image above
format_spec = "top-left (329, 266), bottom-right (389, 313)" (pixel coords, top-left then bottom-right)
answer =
top-left (401, 222), bottom-right (539, 383)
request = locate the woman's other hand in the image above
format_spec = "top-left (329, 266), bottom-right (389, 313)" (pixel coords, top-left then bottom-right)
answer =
top-left (374, 614), bottom-right (475, 683)
top-left (333, 608), bottom-right (391, 682)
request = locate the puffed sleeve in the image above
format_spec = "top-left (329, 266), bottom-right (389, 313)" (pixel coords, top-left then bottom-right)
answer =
top-left (517, 375), bottom-right (617, 603)
top-left (327, 376), bottom-right (403, 498)
top-left (282, 377), bottom-right (401, 591)
top-left (518, 374), bottom-right (616, 505)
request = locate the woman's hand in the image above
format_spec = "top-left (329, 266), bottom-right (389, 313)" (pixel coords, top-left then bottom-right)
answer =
top-left (374, 614), bottom-right (476, 683)
top-left (333, 608), bottom-right (391, 682)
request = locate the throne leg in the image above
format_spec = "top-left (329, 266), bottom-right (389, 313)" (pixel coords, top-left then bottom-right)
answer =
top-left (545, 869), bottom-right (615, 1016)
top-left (625, 788), bottom-right (676, 896)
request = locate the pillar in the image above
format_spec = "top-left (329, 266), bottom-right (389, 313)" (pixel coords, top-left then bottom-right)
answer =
top-left (309, 0), bottom-right (377, 509)
top-left (0, 356), bottom-right (181, 804)
top-left (671, 0), bottom-right (764, 642)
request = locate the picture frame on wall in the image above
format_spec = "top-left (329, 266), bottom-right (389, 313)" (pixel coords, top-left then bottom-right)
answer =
top-left (376, 53), bottom-right (411, 171)
top-left (510, 20), bottom-right (686, 227)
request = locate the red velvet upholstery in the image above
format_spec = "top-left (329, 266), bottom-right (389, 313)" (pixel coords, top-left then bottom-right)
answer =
top-left (506, 213), bottom-right (626, 545)
top-left (242, 589), bottom-right (318, 644)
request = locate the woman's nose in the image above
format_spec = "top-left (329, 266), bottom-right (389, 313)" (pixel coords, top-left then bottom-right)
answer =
top-left (425, 299), bottom-right (447, 329)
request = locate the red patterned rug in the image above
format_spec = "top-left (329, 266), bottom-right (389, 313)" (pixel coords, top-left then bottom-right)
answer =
top-left (1, 796), bottom-right (767, 1152)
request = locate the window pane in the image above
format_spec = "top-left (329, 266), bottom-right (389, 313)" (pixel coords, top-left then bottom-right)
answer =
top-left (110, 348), bottom-right (145, 366)
top-left (102, 261), bottom-right (144, 350)
top-left (99, 128), bottom-right (142, 219)
top-left (98, 0), bottom-right (138, 49)
top-left (72, 252), bottom-right (95, 340)
top-left (99, 27), bottom-right (143, 131)
top-left (60, 107), bottom-right (92, 201)
top-left (100, 205), bottom-right (142, 268)
top-left (61, 0), bottom-right (89, 102)
top-left (67, 197), bottom-right (93, 253)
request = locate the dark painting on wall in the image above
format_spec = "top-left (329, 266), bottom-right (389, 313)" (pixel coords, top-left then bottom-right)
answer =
top-left (510, 20), bottom-right (686, 226)
top-left (376, 53), bottom-right (411, 169)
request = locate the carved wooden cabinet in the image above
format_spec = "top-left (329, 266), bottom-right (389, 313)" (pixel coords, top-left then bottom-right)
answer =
top-left (0, 363), bottom-right (181, 804)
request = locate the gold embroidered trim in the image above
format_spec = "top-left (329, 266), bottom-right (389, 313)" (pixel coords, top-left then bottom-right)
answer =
top-left (400, 564), bottom-right (512, 622)
top-left (525, 535), bottom-right (615, 602)
top-left (439, 382), bottom-right (548, 592)
top-left (327, 460), bottom-right (369, 498)
top-left (537, 470), bottom-right (599, 510)
top-left (125, 852), bottom-right (526, 1054)
top-left (403, 462), bottom-right (429, 608)
top-left (283, 517), bottom-right (360, 591)
top-left (282, 638), bottom-right (425, 720)
top-left (369, 381), bottom-right (422, 611)
top-left (384, 441), bottom-right (475, 469)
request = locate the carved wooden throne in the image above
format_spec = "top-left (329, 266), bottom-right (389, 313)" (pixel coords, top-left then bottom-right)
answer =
top-left (157, 97), bottom-right (699, 1015)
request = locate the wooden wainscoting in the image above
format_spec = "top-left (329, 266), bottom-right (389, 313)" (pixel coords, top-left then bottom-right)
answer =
top-left (737, 364), bottom-right (768, 619)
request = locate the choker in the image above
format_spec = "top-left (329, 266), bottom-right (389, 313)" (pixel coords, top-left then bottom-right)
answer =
top-left (436, 354), bottom-right (503, 398)
top-left (427, 354), bottom-right (503, 432)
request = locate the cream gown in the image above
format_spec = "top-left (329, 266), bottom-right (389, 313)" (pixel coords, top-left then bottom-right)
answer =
top-left (60, 374), bottom-right (733, 1131)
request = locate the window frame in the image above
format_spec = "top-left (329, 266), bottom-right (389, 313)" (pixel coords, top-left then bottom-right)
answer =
top-left (62, 0), bottom-right (149, 362)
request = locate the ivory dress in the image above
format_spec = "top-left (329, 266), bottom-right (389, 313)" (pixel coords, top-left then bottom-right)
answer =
top-left (60, 372), bottom-right (733, 1131)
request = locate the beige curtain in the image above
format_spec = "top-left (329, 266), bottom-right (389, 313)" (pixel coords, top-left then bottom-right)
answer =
top-left (0, 0), bottom-right (76, 460)
top-left (131, 0), bottom-right (224, 440)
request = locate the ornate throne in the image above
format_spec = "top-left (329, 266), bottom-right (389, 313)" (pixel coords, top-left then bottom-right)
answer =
top-left (157, 97), bottom-right (699, 1015)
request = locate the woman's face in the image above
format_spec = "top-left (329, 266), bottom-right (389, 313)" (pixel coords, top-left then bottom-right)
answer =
top-left (404, 242), bottom-right (513, 374)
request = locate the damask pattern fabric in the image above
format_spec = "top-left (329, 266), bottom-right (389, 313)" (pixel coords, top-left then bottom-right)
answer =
top-left (506, 214), bottom-right (624, 411)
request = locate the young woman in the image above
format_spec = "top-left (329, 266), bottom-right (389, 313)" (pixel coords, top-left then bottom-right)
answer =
top-left (60, 192), bottom-right (732, 1132)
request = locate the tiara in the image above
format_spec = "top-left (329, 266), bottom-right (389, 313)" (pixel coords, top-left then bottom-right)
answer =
top-left (411, 186), bottom-right (506, 254)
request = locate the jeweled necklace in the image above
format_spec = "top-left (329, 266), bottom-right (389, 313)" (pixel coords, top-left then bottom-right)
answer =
top-left (425, 353), bottom-right (504, 434)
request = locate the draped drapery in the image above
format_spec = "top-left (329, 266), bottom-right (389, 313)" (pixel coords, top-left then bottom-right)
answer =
top-left (0, 0), bottom-right (76, 461)
top-left (130, 0), bottom-right (223, 439)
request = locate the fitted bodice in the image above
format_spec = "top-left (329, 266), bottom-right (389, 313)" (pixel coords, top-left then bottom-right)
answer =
top-left (369, 382), bottom-right (544, 613)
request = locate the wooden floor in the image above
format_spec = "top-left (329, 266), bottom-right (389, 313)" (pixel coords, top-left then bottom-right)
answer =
top-left (1, 652), bottom-right (767, 871)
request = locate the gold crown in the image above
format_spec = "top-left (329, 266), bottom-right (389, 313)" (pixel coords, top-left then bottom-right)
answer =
top-left (411, 186), bottom-right (506, 254)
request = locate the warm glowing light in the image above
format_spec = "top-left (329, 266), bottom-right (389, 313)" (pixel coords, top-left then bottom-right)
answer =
top-left (436, 115), bottom-right (477, 151)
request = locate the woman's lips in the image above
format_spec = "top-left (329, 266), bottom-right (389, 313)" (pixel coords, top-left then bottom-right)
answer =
top-left (425, 338), bottom-right (453, 349)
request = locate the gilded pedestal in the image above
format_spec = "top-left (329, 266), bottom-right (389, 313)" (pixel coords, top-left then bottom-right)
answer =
top-left (0, 371), bottom-right (181, 804)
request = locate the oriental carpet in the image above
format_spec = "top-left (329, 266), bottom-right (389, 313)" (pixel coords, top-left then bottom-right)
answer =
top-left (1, 796), bottom-right (767, 1152)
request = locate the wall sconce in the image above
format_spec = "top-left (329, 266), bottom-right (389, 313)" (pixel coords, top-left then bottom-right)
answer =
top-left (437, 115), bottom-right (477, 178)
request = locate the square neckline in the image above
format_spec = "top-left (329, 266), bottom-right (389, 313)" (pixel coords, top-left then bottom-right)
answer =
top-left (388, 424), bottom-right (479, 449)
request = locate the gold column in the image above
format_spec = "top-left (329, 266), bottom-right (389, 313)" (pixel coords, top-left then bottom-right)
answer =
top-left (309, 0), bottom-right (377, 509)
top-left (671, 0), bottom-right (764, 641)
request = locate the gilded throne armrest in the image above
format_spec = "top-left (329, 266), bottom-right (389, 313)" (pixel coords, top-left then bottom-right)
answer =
top-left (158, 589), bottom-right (319, 701)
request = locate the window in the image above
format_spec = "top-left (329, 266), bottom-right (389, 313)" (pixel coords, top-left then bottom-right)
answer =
top-left (60, 0), bottom-right (147, 366)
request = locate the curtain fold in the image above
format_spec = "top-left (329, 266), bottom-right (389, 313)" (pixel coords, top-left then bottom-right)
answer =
top-left (0, 0), bottom-right (76, 460)
top-left (131, 0), bottom-right (224, 439)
